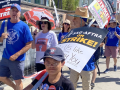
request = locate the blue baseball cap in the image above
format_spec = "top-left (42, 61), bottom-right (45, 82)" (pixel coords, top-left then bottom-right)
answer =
top-left (41, 47), bottom-right (65, 62)
top-left (11, 4), bottom-right (21, 12)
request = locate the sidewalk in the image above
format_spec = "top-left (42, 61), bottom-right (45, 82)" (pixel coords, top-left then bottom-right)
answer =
top-left (0, 56), bottom-right (120, 90)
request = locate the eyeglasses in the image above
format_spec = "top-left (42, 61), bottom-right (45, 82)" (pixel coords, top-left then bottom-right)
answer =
top-left (45, 61), bottom-right (59, 67)
top-left (64, 23), bottom-right (69, 25)
top-left (40, 21), bottom-right (48, 24)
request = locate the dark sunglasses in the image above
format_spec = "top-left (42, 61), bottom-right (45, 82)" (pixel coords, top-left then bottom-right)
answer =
top-left (64, 23), bottom-right (69, 25)
top-left (40, 21), bottom-right (48, 24)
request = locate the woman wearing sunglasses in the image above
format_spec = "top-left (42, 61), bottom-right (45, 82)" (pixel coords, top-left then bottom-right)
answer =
top-left (32, 17), bottom-right (58, 72)
top-left (58, 19), bottom-right (71, 43)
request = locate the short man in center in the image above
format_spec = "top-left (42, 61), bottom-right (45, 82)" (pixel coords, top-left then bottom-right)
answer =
top-left (24, 47), bottom-right (74, 90)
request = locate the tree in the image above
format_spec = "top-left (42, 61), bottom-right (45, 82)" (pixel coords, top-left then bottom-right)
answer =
top-left (53, 0), bottom-right (79, 11)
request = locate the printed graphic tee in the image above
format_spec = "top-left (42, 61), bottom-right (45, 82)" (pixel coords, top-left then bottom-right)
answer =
top-left (32, 74), bottom-right (74, 90)
top-left (35, 31), bottom-right (58, 64)
top-left (0, 20), bottom-right (33, 61)
top-left (106, 27), bottom-right (120, 46)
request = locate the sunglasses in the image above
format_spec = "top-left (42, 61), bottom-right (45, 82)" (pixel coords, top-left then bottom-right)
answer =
top-left (92, 25), bottom-right (98, 27)
top-left (93, 25), bottom-right (97, 27)
top-left (40, 21), bottom-right (48, 24)
top-left (64, 23), bottom-right (69, 25)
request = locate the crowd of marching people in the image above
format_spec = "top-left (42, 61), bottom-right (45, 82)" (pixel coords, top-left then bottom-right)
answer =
top-left (0, 3), bottom-right (120, 90)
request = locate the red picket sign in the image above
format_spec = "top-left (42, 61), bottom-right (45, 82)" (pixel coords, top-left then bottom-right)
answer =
top-left (0, 7), bottom-right (10, 21)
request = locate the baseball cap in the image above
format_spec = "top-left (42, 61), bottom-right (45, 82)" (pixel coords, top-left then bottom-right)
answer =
top-left (11, 4), bottom-right (21, 12)
top-left (109, 18), bottom-right (119, 25)
top-left (63, 19), bottom-right (70, 24)
top-left (41, 47), bottom-right (65, 62)
top-left (109, 18), bottom-right (117, 23)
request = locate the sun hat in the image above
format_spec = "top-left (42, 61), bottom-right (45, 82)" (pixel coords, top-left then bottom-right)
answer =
top-left (36, 17), bottom-right (54, 27)
top-left (69, 7), bottom-right (89, 18)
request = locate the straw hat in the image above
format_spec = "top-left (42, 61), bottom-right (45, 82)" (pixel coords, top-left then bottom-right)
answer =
top-left (69, 7), bottom-right (89, 18)
top-left (63, 19), bottom-right (70, 24)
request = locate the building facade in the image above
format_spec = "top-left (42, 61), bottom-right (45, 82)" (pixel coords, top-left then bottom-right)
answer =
top-left (21, 0), bottom-right (51, 7)
top-left (79, 0), bottom-right (94, 7)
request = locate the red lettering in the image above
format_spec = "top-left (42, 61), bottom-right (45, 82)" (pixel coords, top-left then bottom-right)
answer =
top-left (0, 7), bottom-right (10, 20)
top-left (96, 0), bottom-right (110, 20)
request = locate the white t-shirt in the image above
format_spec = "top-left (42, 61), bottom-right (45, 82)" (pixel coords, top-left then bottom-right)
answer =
top-left (35, 30), bottom-right (58, 64)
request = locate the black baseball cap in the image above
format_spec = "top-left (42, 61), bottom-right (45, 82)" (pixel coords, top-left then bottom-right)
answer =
top-left (41, 47), bottom-right (65, 61)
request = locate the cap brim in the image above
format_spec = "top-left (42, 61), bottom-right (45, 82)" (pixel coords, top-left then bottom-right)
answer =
top-left (41, 56), bottom-right (64, 62)
top-left (109, 21), bottom-right (116, 23)
top-left (109, 21), bottom-right (119, 25)
top-left (68, 14), bottom-right (88, 18)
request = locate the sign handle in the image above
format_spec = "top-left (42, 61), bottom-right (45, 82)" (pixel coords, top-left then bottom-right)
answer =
top-left (3, 19), bottom-right (8, 48)
top-left (88, 18), bottom-right (95, 27)
top-left (51, 0), bottom-right (59, 27)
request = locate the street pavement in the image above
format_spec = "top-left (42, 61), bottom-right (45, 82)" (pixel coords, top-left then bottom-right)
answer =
top-left (0, 56), bottom-right (120, 90)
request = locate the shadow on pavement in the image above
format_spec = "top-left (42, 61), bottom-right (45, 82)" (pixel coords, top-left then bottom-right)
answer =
top-left (77, 80), bottom-right (82, 88)
top-left (98, 61), bottom-right (106, 64)
top-left (100, 66), bottom-right (120, 72)
top-left (95, 76), bottom-right (120, 85)
top-left (116, 81), bottom-right (120, 85)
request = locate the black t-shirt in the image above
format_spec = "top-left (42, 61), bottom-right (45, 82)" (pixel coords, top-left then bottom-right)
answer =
top-left (32, 74), bottom-right (74, 90)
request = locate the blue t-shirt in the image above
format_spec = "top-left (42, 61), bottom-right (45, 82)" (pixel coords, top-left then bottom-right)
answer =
top-left (0, 20), bottom-right (33, 61)
top-left (106, 27), bottom-right (120, 46)
top-left (58, 32), bottom-right (68, 42)
top-left (83, 55), bottom-right (95, 71)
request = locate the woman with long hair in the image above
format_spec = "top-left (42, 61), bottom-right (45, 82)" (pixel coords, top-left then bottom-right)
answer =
top-left (58, 19), bottom-right (71, 43)
top-left (32, 17), bottom-right (58, 72)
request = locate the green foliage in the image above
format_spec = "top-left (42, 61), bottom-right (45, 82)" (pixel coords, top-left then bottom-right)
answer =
top-left (53, 0), bottom-right (79, 11)
top-left (20, 15), bottom-right (26, 21)
top-left (27, 23), bottom-right (33, 26)
top-left (20, 15), bottom-right (32, 26)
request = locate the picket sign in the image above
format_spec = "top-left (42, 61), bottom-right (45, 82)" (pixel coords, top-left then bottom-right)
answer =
top-left (0, 0), bottom-right (21, 21)
top-left (88, 0), bottom-right (111, 29)
top-left (58, 26), bottom-right (108, 73)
